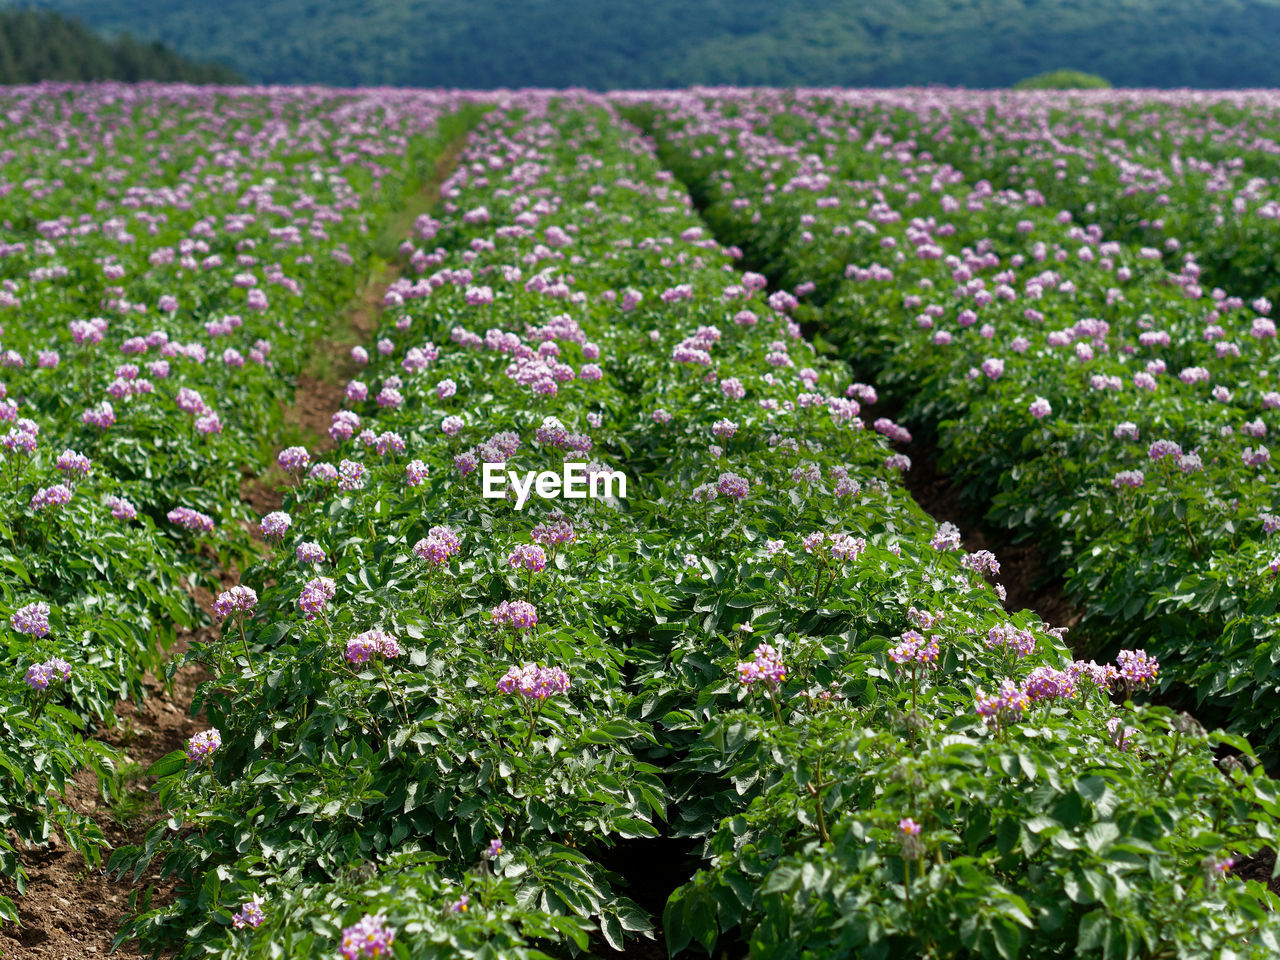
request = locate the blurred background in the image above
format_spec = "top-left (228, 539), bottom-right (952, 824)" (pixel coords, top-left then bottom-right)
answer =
top-left (0, 0), bottom-right (1275, 89)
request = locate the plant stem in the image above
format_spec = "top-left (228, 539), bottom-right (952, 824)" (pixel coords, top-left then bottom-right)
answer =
top-left (238, 617), bottom-right (252, 667)
top-left (812, 756), bottom-right (831, 844)
top-left (376, 658), bottom-right (410, 724)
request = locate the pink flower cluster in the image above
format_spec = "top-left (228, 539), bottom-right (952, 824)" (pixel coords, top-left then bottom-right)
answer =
top-left (888, 630), bottom-right (940, 666)
top-left (260, 511), bottom-right (291, 540)
top-left (11, 601), bottom-right (51, 637)
top-left (214, 585), bottom-right (258, 620)
top-left (413, 525), bottom-right (461, 565)
top-left (736, 643), bottom-right (786, 689)
top-left (345, 629), bottom-right (402, 664)
top-left (167, 506), bottom-right (215, 533)
top-left (340, 913), bottom-right (395, 959)
top-left (508, 543), bottom-right (547, 572)
top-left (497, 663), bottom-right (571, 700)
top-left (186, 728), bottom-right (222, 763)
top-left (491, 600), bottom-right (538, 630)
top-left (299, 576), bottom-right (336, 620)
top-left (231, 894), bottom-right (266, 930)
top-left (24, 657), bottom-right (71, 691)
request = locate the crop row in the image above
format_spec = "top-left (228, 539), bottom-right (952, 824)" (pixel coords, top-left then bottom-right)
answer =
top-left (627, 90), bottom-right (1280, 748)
top-left (90, 92), bottom-right (1280, 960)
top-left (4, 86), bottom-right (1280, 960)
top-left (0, 83), bottom-right (475, 923)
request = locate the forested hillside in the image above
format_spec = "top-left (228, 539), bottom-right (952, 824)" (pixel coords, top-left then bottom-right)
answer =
top-left (7, 0), bottom-right (1280, 89)
top-left (0, 8), bottom-right (240, 84)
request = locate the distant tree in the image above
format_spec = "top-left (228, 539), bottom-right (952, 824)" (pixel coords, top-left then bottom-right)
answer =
top-left (0, 7), bottom-right (242, 83)
top-left (1013, 69), bottom-right (1112, 90)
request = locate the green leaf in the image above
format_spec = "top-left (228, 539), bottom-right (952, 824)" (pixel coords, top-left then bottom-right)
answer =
top-left (146, 749), bottom-right (187, 779)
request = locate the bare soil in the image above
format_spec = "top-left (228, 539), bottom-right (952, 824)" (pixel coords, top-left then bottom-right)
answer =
top-left (0, 634), bottom-right (209, 960)
top-left (902, 441), bottom-right (1083, 636)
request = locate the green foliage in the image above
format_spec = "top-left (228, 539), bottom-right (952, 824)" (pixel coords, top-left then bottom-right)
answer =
top-left (13, 0), bottom-right (1280, 89)
top-left (1013, 69), bottom-right (1111, 90)
top-left (0, 7), bottom-right (240, 83)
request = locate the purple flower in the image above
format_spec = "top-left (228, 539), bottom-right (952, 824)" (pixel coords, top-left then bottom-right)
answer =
top-left (297, 542), bottom-right (326, 564)
top-left (888, 631), bottom-right (940, 666)
top-left (330, 410), bottom-right (361, 442)
top-left (1112, 470), bottom-right (1145, 489)
top-left (485, 838), bottom-right (503, 859)
top-left (176, 387), bottom-right (210, 416)
top-left (55, 449), bottom-right (91, 478)
top-left (30, 484), bottom-right (73, 511)
top-left (508, 544), bottom-right (547, 573)
top-left (884, 454), bottom-right (912, 471)
top-left (340, 913), bottom-right (395, 959)
top-left (1029, 397), bottom-right (1052, 419)
top-left (186, 728), bottom-right (221, 762)
top-left (214, 586), bottom-right (257, 620)
top-left (310, 462), bottom-right (339, 484)
top-left (338, 460), bottom-right (365, 492)
top-left (277, 446), bottom-right (311, 472)
top-left (531, 517), bottom-right (575, 547)
top-left (899, 818), bottom-right (922, 836)
top-left (81, 399), bottom-right (115, 430)
top-left (985, 623), bottom-right (1036, 657)
top-left (168, 506), bottom-right (215, 533)
top-left (491, 600), bottom-right (538, 630)
top-left (1023, 666), bottom-right (1077, 703)
top-left (404, 460), bottom-right (429, 486)
top-left (231, 894), bottom-right (266, 930)
top-left (299, 577), bottom-right (336, 620)
top-left (1116, 422), bottom-right (1141, 444)
top-left (830, 534), bottom-right (866, 562)
top-left (12, 601), bottom-right (51, 637)
top-left (1116, 649), bottom-right (1159, 685)
top-left (345, 628), bottom-right (401, 664)
top-left (260, 511), bottom-right (291, 540)
top-left (1243, 445), bottom-right (1272, 468)
top-left (736, 643), bottom-right (786, 689)
top-left (497, 663), bottom-right (570, 700)
top-left (931, 522), bottom-right (962, 551)
top-left (24, 657), bottom-right (71, 691)
top-left (974, 680), bottom-right (1030, 724)
top-left (961, 550), bottom-right (1000, 577)
top-left (413, 536), bottom-right (452, 565)
top-left (716, 472), bottom-right (750, 500)
top-left (105, 495), bottom-right (137, 521)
